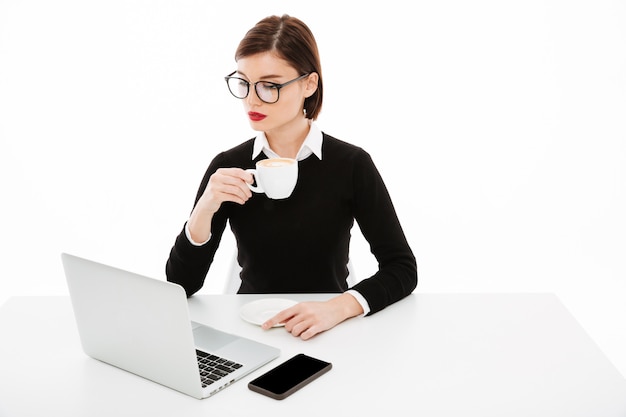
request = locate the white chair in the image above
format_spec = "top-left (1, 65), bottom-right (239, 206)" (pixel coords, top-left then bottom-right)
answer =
top-left (223, 252), bottom-right (357, 293)
top-left (223, 253), bottom-right (243, 294)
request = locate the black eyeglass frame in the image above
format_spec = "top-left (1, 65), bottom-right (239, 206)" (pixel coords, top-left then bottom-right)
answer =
top-left (224, 71), bottom-right (311, 104)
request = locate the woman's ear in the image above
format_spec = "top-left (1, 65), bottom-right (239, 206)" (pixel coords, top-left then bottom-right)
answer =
top-left (304, 72), bottom-right (319, 98)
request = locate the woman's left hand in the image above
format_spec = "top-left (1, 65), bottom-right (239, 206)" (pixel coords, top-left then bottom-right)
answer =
top-left (261, 293), bottom-right (364, 340)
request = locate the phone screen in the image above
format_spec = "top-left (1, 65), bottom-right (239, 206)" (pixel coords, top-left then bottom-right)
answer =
top-left (248, 353), bottom-right (332, 400)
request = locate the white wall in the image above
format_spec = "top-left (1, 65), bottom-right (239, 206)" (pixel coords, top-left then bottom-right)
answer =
top-left (1, 1), bottom-right (624, 377)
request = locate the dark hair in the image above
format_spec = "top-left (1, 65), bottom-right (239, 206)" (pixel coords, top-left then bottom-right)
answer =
top-left (235, 14), bottom-right (323, 120)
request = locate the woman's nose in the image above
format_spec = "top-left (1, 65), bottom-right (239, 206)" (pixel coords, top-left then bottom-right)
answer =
top-left (246, 86), bottom-right (263, 106)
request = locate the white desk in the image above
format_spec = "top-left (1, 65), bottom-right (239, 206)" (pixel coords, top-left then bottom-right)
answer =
top-left (1, 293), bottom-right (625, 416)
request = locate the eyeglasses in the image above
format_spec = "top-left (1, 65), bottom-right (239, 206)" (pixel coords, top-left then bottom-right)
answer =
top-left (224, 71), bottom-right (310, 104)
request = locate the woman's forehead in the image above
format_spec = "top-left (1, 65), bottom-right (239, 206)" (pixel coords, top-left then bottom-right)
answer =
top-left (236, 52), bottom-right (296, 80)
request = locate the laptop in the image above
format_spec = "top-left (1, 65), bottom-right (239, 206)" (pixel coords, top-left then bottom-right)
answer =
top-left (61, 253), bottom-right (280, 399)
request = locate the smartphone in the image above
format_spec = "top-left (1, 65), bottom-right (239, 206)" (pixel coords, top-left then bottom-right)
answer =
top-left (248, 353), bottom-right (332, 400)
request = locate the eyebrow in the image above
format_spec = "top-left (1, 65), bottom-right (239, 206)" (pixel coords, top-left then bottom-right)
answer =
top-left (236, 71), bottom-right (285, 81)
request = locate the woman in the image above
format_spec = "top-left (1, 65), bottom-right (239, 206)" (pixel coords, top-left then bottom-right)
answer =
top-left (166, 14), bottom-right (417, 340)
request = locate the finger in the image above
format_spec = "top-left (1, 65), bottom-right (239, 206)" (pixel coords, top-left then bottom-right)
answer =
top-left (209, 174), bottom-right (252, 202)
top-left (218, 183), bottom-right (251, 203)
top-left (286, 319), bottom-right (321, 340)
top-left (287, 320), bottom-right (309, 337)
top-left (218, 173), bottom-right (253, 199)
top-left (262, 307), bottom-right (297, 330)
top-left (299, 326), bottom-right (320, 341)
top-left (218, 167), bottom-right (254, 184)
top-left (210, 168), bottom-right (253, 199)
top-left (215, 190), bottom-right (247, 205)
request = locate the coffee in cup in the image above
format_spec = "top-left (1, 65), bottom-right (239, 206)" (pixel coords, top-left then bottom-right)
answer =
top-left (246, 158), bottom-right (298, 199)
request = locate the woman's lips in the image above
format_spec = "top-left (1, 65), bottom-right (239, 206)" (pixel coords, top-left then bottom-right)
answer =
top-left (248, 112), bottom-right (267, 122)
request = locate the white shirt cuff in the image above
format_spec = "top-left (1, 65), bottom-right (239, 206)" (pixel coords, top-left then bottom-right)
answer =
top-left (346, 289), bottom-right (371, 316)
top-left (184, 222), bottom-right (211, 246)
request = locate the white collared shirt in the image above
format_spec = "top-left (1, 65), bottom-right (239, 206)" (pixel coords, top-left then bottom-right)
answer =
top-left (252, 121), bottom-right (323, 162)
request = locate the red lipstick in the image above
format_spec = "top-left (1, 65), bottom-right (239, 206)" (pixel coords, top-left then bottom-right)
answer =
top-left (248, 112), bottom-right (267, 122)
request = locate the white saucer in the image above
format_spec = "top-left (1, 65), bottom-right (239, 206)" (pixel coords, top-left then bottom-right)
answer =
top-left (239, 298), bottom-right (298, 327)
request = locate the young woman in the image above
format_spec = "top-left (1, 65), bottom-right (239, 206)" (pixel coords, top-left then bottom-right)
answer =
top-left (166, 14), bottom-right (417, 340)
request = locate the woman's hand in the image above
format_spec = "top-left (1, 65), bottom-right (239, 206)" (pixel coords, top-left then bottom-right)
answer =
top-left (262, 293), bottom-right (364, 340)
top-left (201, 168), bottom-right (254, 211)
top-left (188, 168), bottom-right (253, 243)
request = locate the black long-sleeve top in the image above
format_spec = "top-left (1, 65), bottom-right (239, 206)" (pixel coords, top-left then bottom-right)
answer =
top-left (166, 133), bottom-right (417, 315)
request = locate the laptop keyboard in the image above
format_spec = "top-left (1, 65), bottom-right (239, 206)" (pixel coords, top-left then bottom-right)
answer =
top-left (196, 350), bottom-right (243, 388)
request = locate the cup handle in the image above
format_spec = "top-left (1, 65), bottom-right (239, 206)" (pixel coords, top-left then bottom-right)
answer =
top-left (245, 169), bottom-right (263, 193)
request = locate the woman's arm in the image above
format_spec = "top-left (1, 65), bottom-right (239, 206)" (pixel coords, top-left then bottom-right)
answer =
top-left (165, 156), bottom-right (253, 296)
top-left (348, 150), bottom-right (418, 314)
top-left (262, 148), bottom-right (417, 339)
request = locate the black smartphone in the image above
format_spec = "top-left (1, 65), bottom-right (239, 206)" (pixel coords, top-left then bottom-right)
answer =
top-left (248, 353), bottom-right (332, 400)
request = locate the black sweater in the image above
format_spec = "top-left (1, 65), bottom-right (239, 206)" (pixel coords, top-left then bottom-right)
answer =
top-left (166, 133), bottom-right (417, 315)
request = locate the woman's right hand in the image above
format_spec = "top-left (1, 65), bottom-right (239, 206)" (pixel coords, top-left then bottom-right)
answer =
top-left (187, 168), bottom-right (253, 243)
top-left (199, 168), bottom-right (254, 213)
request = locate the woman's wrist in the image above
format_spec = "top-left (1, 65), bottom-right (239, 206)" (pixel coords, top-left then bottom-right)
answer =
top-left (330, 292), bottom-right (364, 321)
top-left (187, 205), bottom-right (214, 244)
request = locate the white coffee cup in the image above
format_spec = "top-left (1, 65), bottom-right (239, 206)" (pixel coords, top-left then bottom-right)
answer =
top-left (246, 158), bottom-right (298, 199)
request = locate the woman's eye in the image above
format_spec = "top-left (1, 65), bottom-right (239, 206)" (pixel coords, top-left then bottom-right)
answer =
top-left (260, 82), bottom-right (278, 90)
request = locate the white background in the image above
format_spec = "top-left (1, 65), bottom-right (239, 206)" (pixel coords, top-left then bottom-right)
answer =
top-left (1, 1), bottom-right (624, 378)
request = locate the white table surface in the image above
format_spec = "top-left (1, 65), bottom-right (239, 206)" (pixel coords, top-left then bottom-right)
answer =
top-left (1, 293), bottom-right (625, 416)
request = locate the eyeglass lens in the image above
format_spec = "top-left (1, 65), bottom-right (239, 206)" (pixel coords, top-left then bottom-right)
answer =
top-left (227, 78), bottom-right (279, 103)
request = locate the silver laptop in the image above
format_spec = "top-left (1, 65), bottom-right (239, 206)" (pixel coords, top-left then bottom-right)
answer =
top-left (61, 253), bottom-right (280, 399)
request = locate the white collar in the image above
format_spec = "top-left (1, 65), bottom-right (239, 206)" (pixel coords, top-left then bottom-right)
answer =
top-left (251, 122), bottom-right (323, 161)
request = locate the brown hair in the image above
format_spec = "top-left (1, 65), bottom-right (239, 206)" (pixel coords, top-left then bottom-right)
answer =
top-left (235, 15), bottom-right (323, 120)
